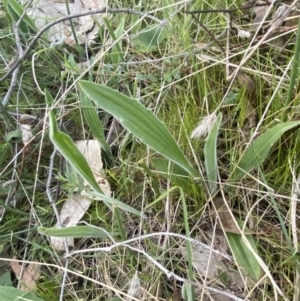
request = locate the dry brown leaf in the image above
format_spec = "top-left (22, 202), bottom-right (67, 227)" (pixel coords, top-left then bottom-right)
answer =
top-left (167, 290), bottom-right (181, 301)
top-left (213, 198), bottom-right (252, 234)
top-left (10, 257), bottom-right (40, 292)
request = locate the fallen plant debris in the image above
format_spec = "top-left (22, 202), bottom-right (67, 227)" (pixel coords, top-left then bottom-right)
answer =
top-left (10, 257), bottom-right (40, 292)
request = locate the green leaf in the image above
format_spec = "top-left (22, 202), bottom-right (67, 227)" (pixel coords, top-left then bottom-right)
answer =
top-left (0, 272), bottom-right (12, 287)
top-left (230, 121), bottom-right (300, 181)
top-left (226, 231), bottom-right (261, 281)
top-left (49, 111), bottom-right (101, 193)
top-left (44, 89), bottom-right (54, 106)
top-left (79, 81), bottom-right (197, 176)
top-left (5, 0), bottom-right (37, 33)
top-left (49, 111), bottom-right (141, 216)
top-left (132, 24), bottom-right (167, 52)
top-left (38, 225), bottom-right (116, 238)
top-left (151, 158), bottom-right (193, 192)
top-left (204, 113), bottom-right (222, 194)
top-left (88, 190), bottom-right (144, 217)
top-left (0, 286), bottom-right (45, 301)
top-left (81, 93), bottom-right (113, 167)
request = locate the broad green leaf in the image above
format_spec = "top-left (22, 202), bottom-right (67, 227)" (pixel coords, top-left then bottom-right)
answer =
top-left (204, 113), bottom-right (222, 194)
top-left (226, 231), bottom-right (261, 281)
top-left (0, 272), bottom-right (12, 287)
top-left (230, 121), bottom-right (300, 181)
top-left (0, 286), bottom-right (44, 301)
top-left (151, 158), bottom-right (193, 192)
top-left (132, 24), bottom-right (167, 52)
top-left (38, 225), bottom-right (116, 238)
top-left (49, 111), bottom-right (141, 216)
top-left (81, 94), bottom-right (113, 167)
top-left (79, 81), bottom-right (197, 177)
top-left (49, 111), bottom-right (101, 193)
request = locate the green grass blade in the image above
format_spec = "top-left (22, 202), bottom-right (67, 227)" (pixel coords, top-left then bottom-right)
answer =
top-left (38, 225), bottom-right (115, 238)
top-left (49, 110), bottom-right (102, 193)
top-left (5, 0), bottom-right (37, 32)
top-left (226, 231), bottom-right (261, 281)
top-left (79, 81), bottom-right (197, 176)
top-left (204, 113), bottom-right (222, 194)
top-left (81, 93), bottom-right (113, 167)
top-left (88, 191), bottom-right (144, 217)
top-left (103, 17), bottom-right (125, 65)
top-left (230, 121), bottom-right (300, 181)
top-left (283, 15), bottom-right (300, 120)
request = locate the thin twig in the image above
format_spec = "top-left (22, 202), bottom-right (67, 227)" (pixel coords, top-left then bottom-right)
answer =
top-left (67, 231), bottom-right (233, 261)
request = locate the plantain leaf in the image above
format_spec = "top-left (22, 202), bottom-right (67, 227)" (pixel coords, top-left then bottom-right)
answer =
top-left (38, 225), bottom-right (116, 238)
top-left (204, 113), bottom-right (222, 194)
top-left (226, 231), bottom-right (261, 281)
top-left (48, 111), bottom-right (142, 216)
top-left (79, 81), bottom-right (197, 176)
top-left (0, 286), bottom-right (44, 301)
top-left (230, 121), bottom-right (300, 181)
top-left (132, 24), bottom-right (167, 52)
top-left (81, 93), bottom-right (113, 167)
top-left (49, 111), bottom-right (101, 193)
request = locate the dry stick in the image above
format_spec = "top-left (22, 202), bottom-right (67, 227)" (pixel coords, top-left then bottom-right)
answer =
top-left (0, 7), bottom-right (164, 85)
top-left (66, 230), bottom-right (246, 301)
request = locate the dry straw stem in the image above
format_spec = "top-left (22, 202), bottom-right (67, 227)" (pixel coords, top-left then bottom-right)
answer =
top-left (291, 168), bottom-right (300, 301)
top-left (0, 257), bottom-right (141, 301)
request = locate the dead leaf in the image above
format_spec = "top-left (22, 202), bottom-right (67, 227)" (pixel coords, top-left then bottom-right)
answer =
top-left (213, 198), bottom-right (252, 234)
top-left (179, 235), bottom-right (230, 280)
top-left (10, 257), bottom-right (40, 292)
top-left (179, 232), bottom-right (255, 292)
top-left (50, 194), bottom-right (92, 250)
top-left (21, 0), bottom-right (108, 44)
top-left (75, 140), bottom-right (111, 196)
top-left (251, 3), bottom-right (270, 30)
top-left (167, 290), bottom-right (181, 301)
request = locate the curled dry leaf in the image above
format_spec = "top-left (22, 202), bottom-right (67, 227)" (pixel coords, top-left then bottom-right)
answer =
top-left (10, 257), bottom-right (40, 292)
top-left (21, 0), bottom-right (108, 44)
